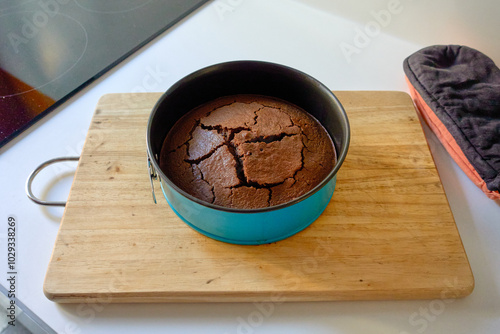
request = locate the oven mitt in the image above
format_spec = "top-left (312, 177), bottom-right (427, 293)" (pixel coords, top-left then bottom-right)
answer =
top-left (403, 45), bottom-right (500, 200)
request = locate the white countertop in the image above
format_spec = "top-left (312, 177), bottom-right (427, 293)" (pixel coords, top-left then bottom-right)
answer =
top-left (1, 1), bottom-right (499, 333)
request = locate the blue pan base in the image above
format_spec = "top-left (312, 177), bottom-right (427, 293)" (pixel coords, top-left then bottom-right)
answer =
top-left (159, 177), bottom-right (336, 245)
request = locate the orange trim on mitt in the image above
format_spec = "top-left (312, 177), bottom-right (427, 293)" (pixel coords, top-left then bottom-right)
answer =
top-left (405, 76), bottom-right (500, 200)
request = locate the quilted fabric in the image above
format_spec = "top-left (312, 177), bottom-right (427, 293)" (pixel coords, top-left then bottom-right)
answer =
top-left (404, 45), bottom-right (500, 199)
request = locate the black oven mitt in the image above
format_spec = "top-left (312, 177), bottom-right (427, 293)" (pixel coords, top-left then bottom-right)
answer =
top-left (403, 45), bottom-right (500, 200)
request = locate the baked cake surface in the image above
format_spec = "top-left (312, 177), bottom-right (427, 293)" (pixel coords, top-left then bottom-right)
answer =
top-left (160, 95), bottom-right (335, 209)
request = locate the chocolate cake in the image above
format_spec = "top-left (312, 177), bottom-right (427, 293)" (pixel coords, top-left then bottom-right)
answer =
top-left (159, 94), bottom-right (335, 209)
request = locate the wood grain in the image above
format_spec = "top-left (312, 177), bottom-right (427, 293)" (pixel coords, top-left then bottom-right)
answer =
top-left (43, 91), bottom-right (474, 303)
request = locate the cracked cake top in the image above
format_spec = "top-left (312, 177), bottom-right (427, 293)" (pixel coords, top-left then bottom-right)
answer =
top-left (159, 94), bottom-right (335, 209)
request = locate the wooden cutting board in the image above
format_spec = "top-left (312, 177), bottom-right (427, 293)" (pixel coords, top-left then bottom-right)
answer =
top-left (43, 91), bottom-right (474, 303)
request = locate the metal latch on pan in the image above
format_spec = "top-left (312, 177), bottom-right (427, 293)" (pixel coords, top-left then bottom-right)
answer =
top-left (147, 153), bottom-right (158, 204)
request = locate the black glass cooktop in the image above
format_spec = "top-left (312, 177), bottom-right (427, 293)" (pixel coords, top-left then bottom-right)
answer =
top-left (0, 0), bottom-right (209, 149)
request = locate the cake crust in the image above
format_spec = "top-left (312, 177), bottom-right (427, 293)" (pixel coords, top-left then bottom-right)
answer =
top-left (160, 95), bottom-right (335, 209)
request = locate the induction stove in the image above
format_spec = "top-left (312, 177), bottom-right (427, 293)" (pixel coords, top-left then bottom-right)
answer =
top-left (0, 0), bottom-right (209, 149)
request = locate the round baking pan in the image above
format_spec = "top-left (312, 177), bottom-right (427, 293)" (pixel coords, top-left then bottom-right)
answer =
top-left (147, 60), bottom-right (350, 245)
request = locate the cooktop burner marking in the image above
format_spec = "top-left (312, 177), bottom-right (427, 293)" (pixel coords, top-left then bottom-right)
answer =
top-left (0, 0), bottom-right (210, 148)
top-left (0, 11), bottom-right (88, 98)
